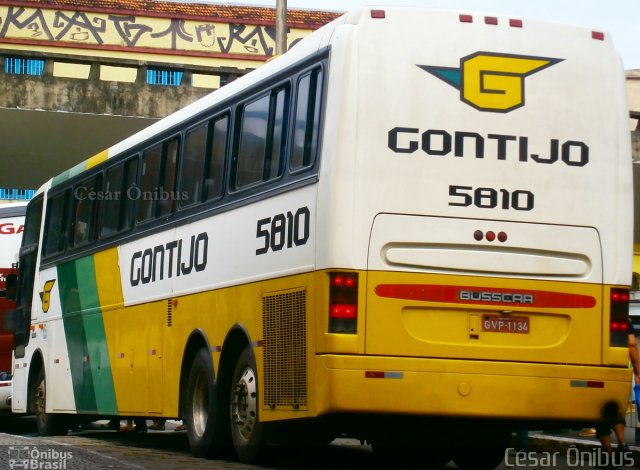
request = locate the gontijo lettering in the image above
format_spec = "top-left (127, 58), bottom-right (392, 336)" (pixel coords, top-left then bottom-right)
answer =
top-left (130, 232), bottom-right (208, 286)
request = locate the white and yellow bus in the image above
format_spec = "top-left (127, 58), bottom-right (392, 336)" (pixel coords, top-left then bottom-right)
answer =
top-left (11, 7), bottom-right (634, 469)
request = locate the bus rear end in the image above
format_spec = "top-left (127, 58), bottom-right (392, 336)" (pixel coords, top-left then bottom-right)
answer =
top-left (315, 7), bottom-right (632, 460)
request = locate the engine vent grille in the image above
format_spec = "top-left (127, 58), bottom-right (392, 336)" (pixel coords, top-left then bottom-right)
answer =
top-left (262, 289), bottom-right (307, 410)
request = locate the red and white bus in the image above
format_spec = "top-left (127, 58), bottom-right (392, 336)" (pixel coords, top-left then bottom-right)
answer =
top-left (0, 202), bottom-right (26, 411)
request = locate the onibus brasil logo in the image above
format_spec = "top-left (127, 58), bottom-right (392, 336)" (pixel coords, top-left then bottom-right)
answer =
top-left (418, 52), bottom-right (563, 113)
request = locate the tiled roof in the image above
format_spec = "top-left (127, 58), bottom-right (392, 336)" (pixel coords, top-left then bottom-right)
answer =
top-left (11, 0), bottom-right (343, 28)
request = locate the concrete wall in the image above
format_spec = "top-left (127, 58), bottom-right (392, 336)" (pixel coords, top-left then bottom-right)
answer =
top-left (0, 52), bottom-right (245, 118)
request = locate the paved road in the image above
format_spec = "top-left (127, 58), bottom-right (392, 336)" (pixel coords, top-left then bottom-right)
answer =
top-left (0, 416), bottom-right (635, 469)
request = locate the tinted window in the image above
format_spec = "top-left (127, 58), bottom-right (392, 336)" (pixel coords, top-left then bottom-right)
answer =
top-left (159, 138), bottom-right (179, 217)
top-left (100, 158), bottom-right (137, 238)
top-left (23, 197), bottom-right (43, 246)
top-left (72, 175), bottom-right (101, 247)
top-left (180, 124), bottom-right (208, 207)
top-left (204, 115), bottom-right (228, 201)
top-left (44, 190), bottom-right (70, 257)
top-left (100, 164), bottom-right (124, 237)
top-left (236, 94), bottom-right (269, 188)
top-left (138, 145), bottom-right (162, 223)
top-left (120, 158), bottom-right (138, 231)
top-left (291, 68), bottom-right (323, 171)
top-left (235, 87), bottom-right (288, 189)
top-left (268, 89), bottom-right (287, 179)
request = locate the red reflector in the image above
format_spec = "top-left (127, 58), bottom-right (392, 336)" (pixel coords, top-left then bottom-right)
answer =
top-left (509, 18), bottom-right (523, 28)
top-left (592, 31), bottom-right (604, 41)
top-left (485, 231), bottom-right (496, 242)
top-left (365, 371), bottom-right (385, 378)
top-left (498, 232), bottom-right (508, 243)
top-left (0, 382), bottom-right (8, 387)
top-left (484, 16), bottom-right (498, 25)
top-left (371, 9), bottom-right (385, 19)
top-left (586, 381), bottom-right (605, 388)
top-left (330, 304), bottom-right (357, 319)
top-left (473, 230), bottom-right (483, 241)
top-left (459, 14), bottom-right (473, 23)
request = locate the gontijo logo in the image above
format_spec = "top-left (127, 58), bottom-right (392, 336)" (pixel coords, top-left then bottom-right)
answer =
top-left (418, 52), bottom-right (563, 112)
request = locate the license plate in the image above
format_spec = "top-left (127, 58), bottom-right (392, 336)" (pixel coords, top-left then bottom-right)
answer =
top-left (482, 315), bottom-right (529, 334)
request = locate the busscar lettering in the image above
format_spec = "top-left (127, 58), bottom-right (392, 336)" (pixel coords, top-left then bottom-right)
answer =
top-left (130, 232), bottom-right (208, 286)
top-left (459, 290), bottom-right (534, 304)
top-left (388, 127), bottom-right (589, 167)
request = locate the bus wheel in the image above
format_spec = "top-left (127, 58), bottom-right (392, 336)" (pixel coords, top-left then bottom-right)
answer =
top-left (185, 348), bottom-right (222, 458)
top-left (33, 367), bottom-right (68, 436)
top-left (230, 346), bottom-right (264, 464)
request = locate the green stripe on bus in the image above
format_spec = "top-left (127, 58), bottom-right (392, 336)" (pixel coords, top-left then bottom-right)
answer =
top-left (51, 161), bottom-right (87, 187)
top-left (57, 257), bottom-right (118, 414)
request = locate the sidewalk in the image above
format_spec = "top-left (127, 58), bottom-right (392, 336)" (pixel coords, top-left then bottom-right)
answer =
top-left (527, 406), bottom-right (640, 459)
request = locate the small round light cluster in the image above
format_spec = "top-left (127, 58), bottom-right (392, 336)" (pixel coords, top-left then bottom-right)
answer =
top-left (473, 230), bottom-right (508, 242)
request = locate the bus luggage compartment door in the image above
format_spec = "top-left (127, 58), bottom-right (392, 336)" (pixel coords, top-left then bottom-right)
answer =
top-left (365, 213), bottom-right (603, 365)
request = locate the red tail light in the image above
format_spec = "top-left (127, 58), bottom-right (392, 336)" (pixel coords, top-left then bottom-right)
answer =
top-left (610, 287), bottom-right (630, 347)
top-left (329, 272), bottom-right (358, 333)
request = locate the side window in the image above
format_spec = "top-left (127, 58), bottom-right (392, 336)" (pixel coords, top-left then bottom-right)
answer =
top-left (44, 190), bottom-right (70, 257)
top-left (22, 197), bottom-right (43, 247)
top-left (100, 164), bottom-right (124, 238)
top-left (72, 174), bottom-right (101, 247)
top-left (100, 158), bottom-right (138, 238)
top-left (137, 138), bottom-right (179, 223)
top-left (204, 115), bottom-right (228, 201)
top-left (137, 144), bottom-right (162, 223)
top-left (159, 138), bottom-right (179, 217)
top-left (291, 67), bottom-right (323, 171)
top-left (120, 158), bottom-right (138, 231)
top-left (180, 123), bottom-right (208, 207)
top-left (235, 86), bottom-right (289, 189)
top-left (236, 94), bottom-right (269, 188)
top-left (180, 115), bottom-right (229, 207)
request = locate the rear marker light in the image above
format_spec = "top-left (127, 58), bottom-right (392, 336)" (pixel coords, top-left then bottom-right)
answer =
top-left (485, 16), bottom-right (498, 25)
top-left (474, 230), bottom-right (508, 243)
top-left (509, 19), bottom-right (523, 28)
top-left (459, 14), bottom-right (473, 23)
top-left (371, 9), bottom-right (385, 19)
top-left (592, 31), bottom-right (604, 41)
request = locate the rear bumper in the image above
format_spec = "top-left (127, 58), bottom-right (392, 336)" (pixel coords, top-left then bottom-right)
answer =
top-left (315, 354), bottom-right (631, 422)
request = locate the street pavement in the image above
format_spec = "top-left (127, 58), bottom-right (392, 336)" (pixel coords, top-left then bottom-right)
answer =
top-left (0, 417), bottom-right (639, 469)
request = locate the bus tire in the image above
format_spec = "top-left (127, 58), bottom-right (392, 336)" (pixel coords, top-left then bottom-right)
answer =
top-left (33, 367), bottom-right (69, 436)
top-left (185, 347), bottom-right (223, 458)
top-left (230, 345), bottom-right (264, 464)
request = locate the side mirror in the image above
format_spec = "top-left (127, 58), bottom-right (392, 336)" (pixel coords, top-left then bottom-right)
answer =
top-left (5, 273), bottom-right (17, 302)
